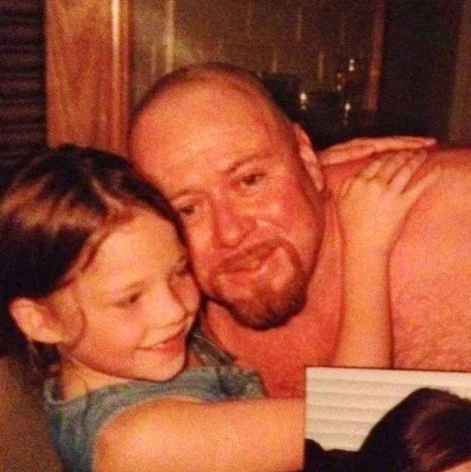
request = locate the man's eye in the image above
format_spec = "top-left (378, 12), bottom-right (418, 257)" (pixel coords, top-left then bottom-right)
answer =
top-left (241, 173), bottom-right (264, 186)
top-left (116, 292), bottom-right (141, 308)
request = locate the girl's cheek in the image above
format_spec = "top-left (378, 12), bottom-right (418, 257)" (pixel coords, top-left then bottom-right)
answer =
top-left (185, 279), bottom-right (201, 314)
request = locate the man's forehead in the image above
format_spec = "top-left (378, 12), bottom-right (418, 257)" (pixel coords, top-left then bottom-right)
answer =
top-left (145, 79), bottom-right (263, 121)
top-left (132, 84), bottom-right (275, 155)
top-left (130, 76), bottom-right (297, 194)
top-left (132, 83), bottom-right (254, 155)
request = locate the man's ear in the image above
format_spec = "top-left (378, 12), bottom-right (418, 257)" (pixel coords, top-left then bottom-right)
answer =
top-left (9, 298), bottom-right (66, 345)
top-left (293, 123), bottom-right (324, 192)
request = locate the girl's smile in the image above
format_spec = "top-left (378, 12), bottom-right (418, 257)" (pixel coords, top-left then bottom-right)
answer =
top-left (44, 208), bottom-right (200, 396)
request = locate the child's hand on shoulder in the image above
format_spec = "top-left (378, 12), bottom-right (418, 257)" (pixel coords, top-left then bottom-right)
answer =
top-left (337, 150), bottom-right (441, 257)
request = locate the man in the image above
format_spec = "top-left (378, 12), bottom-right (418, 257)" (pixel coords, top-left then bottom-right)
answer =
top-left (130, 63), bottom-right (471, 397)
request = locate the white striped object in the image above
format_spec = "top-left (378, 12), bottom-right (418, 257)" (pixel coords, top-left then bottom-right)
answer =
top-left (305, 367), bottom-right (471, 451)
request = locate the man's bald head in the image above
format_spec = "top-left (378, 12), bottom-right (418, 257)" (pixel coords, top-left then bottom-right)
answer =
top-left (128, 62), bottom-right (324, 330)
top-left (130, 62), bottom-right (291, 144)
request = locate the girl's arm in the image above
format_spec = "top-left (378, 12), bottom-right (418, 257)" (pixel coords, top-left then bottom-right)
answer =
top-left (333, 153), bottom-right (441, 367)
top-left (93, 155), bottom-right (440, 472)
top-left (317, 136), bottom-right (436, 167)
top-left (95, 397), bottom-right (304, 472)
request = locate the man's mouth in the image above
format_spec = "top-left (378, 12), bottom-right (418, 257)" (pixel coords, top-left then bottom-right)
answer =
top-left (219, 244), bottom-right (277, 273)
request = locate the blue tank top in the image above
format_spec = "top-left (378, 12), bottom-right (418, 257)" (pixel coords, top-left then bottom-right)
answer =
top-left (43, 330), bottom-right (264, 472)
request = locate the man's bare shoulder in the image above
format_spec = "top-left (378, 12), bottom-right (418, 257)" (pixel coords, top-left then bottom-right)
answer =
top-left (324, 145), bottom-right (471, 255)
top-left (324, 146), bottom-right (471, 194)
top-left (322, 146), bottom-right (471, 372)
top-left (427, 146), bottom-right (471, 180)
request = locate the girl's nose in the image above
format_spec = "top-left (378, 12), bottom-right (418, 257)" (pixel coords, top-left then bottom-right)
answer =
top-left (150, 287), bottom-right (189, 328)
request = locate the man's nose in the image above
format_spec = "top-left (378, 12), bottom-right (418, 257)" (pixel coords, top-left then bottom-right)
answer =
top-left (211, 197), bottom-right (255, 248)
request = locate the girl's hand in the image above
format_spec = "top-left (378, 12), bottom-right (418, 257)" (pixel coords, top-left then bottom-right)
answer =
top-left (337, 151), bottom-right (441, 257)
top-left (318, 136), bottom-right (436, 166)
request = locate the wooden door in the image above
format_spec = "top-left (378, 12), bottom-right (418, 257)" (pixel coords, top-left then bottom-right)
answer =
top-left (45, 0), bottom-right (131, 155)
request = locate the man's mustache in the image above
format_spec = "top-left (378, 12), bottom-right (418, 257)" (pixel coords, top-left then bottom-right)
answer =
top-left (214, 241), bottom-right (280, 272)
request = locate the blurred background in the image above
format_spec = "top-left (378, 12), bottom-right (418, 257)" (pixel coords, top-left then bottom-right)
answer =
top-left (132, 0), bottom-right (471, 148)
top-left (1, 1), bottom-right (471, 159)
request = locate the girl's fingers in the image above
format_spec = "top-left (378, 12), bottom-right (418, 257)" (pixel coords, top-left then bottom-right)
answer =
top-left (386, 151), bottom-right (428, 193)
top-left (345, 151), bottom-right (436, 201)
top-left (365, 136), bottom-right (436, 150)
top-left (358, 151), bottom-right (424, 183)
top-left (374, 154), bottom-right (409, 183)
top-left (402, 165), bottom-right (442, 205)
top-left (339, 176), bottom-right (354, 198)
top-left (359, 158), bottom-right (387, 179)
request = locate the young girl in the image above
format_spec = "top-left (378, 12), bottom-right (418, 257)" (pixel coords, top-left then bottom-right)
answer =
top-left (0, 145), bottom-right (439, 472)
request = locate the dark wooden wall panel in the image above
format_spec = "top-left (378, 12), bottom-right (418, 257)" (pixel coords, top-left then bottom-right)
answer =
top-left (0, 1), bottom-right (45, 357)
top-left (0, 1), bottom-right (46, 161)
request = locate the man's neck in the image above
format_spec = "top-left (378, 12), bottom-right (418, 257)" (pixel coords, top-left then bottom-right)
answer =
top-left (200, 195), bottom-right (344, 382)
top-left (300, 194), bottom-right (343, 363)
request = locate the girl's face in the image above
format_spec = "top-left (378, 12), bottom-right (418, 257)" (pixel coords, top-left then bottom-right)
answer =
top-left (47, 208), bottom-right (200, 389)
top-left (445, 461), bottom-right (471, 472)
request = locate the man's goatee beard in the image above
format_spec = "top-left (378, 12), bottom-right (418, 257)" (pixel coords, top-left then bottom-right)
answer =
top-left (213, 281), bottom-right (307, 330)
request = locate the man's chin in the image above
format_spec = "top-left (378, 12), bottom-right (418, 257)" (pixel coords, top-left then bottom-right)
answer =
top-left (213, 290), bottom-right (306, 331)
top-left (206, 256), bottom-right (309, 330)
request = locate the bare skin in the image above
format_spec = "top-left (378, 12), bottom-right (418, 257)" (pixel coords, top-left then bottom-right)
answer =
top-left (203, 147), bottom-right (471, 396)
top-left (445, 461), bottom-right (471, 472)
top-left (318, 136), bottom-right (437, 168)
top-left (131, 73), bottom-right (471, 397)
top-left (93, 157), bottom-right (433, 472)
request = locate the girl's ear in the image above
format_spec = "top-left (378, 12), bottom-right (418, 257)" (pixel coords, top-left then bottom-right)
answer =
top-left (293, 123), bottom-right (325, 192)
top-left (9, 298), bottom-right (66, 345)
